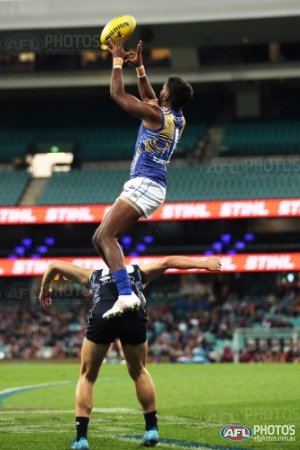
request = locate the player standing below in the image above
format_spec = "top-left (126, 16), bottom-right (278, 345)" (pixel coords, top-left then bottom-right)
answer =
top-left (39, 256), bottom-right (221, 449)
top-left (92, 36), bottom-right (194, 320)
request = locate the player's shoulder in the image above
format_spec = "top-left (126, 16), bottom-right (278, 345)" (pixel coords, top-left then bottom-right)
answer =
top-left (163, 107), bottom-right (185, 122)
top-left (141, 99), bottom-right (161, 113)
top-left (90, 267), bottom-right (110, 283)
top-left (126, 264), bottom-right (144, 279)
top-left (125, 264), bottom-right (140, 274)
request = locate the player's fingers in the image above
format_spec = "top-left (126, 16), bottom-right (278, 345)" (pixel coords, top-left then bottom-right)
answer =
top-left (116, 32), bottom-right (123, 46)
top-left (138, 40), bottom-right (143, 55)
top-left (106, 38), bottom-right (114, 50)
top-left (41, 298), bottom-right (47, 308)
top-left (125, 51), bottom-right (135, 61)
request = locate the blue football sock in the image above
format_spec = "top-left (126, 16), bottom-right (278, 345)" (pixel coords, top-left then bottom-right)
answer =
top-left (113, 268), bottom-right (132, 295)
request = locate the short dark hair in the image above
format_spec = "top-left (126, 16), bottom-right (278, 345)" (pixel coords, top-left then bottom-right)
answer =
top-left (166, 76), bottom-right (194, 110)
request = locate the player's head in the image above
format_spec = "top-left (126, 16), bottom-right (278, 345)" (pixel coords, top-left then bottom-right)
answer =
top-left (159, 76), bottom-right (193, 110)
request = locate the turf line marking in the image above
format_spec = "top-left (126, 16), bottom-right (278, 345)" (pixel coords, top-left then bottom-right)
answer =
top-left (0, 381), bottom-right (75, 408)
top-left (0, 376), bottom-right (126, 408)
top-left (121, 435), bottom-right (248, 450)
top-left (1, 407), bottom-right (138, 415)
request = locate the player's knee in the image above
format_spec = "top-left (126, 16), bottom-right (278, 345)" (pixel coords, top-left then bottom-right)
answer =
top-left (92, 229), bottom-right (109, 251)
top-left (82, 371), bottom-right (97, 384)
top-left (93, 227), bottom-right (112, 248)
top-left (80, 365), bottom-right (98, 384)
top-left (76, 396), bottom-right (92, 415)
top-left (92, 231), bottom-right (100, 251)
top-left (127, 364), bottom-right (144, 381)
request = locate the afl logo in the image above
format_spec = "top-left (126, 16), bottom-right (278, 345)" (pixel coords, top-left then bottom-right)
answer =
top-left (220, 424), bottom-right (252, 441)
top-left (0, 32), bottom-right (44, 54)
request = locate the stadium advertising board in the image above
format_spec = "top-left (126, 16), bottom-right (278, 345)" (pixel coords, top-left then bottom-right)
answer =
top-left (1, 253), bottom-right (300, 276)
top-left (0, 198), bottom-right (300, 224)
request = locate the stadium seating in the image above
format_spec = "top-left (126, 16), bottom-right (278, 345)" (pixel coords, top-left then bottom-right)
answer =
top-left (37, 160), bottom-right (300, 205)
top-left (220, 119), bottom-right (300, 156)
top-left (176, 124), bottom-right (207, 154)
top-left (0, 95), bottom-right (214, 163)
top-left (1, 281), bottom-right (298, 362)
top-left (0, 170), bottom-right (30, 206)
top-left (0, 124), bottom-right (208, 163)
top-left (37, 168), bottom-right (129, 205)
top-left (167, 162), bottom-right (300, 201)
top-left (0, 127), bottom-right (134, 163)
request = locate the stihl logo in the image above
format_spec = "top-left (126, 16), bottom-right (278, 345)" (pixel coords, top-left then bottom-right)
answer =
top-left (246, 255), bottom-right (294, 271)
top-left (45, 207), bottom-right (94, 222)
top-left (220, 201), bottom-right (269, 217)
top-left (0, 208), bottom-right (36, 224)
top-left (161, 203), bottom-right (211, 219)
top-left (278, 200), bottom-right (300, 215)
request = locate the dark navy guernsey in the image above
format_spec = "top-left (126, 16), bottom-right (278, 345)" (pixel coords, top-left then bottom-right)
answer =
top-left (89, 265), bottom-right (146, 306)
top-left (130, 107), bottom-right (186, 188)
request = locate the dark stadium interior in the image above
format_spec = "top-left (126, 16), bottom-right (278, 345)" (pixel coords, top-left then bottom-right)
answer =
top-left (1, 218), bottom-right (300, 258)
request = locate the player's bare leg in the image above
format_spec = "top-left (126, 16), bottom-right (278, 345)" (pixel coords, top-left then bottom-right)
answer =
top-left (72, 338), bottom-right (110, 449)
top-left (122, 342), bottom-right (159, 446)
top-left (92, 198), bottom-right (141, 270)
top-left (92, 198), bottom-right (142, 319)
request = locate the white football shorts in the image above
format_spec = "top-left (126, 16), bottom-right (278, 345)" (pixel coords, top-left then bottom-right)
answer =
top-left (119, 177), bottom-right (166, 218)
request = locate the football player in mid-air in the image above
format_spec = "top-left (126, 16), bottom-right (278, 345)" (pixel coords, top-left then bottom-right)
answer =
top-left (92, 35), bottom-right (194, 320)
top-left (39, 255), bottom-right (221, 449)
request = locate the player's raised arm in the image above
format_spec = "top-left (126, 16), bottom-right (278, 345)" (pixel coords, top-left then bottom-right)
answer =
top-left (39, 261), bottom-right (93, 308)
top-left (126, 40), bottom-right (158, 103)
top-left (140, 256), bottom-right (222, 286)
top-left (107, 36), bottom-right (162, 128)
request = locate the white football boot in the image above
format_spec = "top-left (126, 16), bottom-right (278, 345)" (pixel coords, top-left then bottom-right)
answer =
top-left (103, 292), bottom-right (140, 320)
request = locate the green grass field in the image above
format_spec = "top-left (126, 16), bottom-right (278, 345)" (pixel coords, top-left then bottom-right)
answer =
top-left (0, 363), bottom-right (299, 449)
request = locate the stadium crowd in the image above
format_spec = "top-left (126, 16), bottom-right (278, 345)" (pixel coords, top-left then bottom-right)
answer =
top-left (0, 274), bottom-right (300, 363)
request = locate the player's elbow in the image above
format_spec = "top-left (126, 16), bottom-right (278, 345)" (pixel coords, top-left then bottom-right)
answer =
top-left (110, 85), bottom-right (124, 101)
top-left (160, 256), bottom-right (173, 270)
top-left (48, 260), bottom-right (59, 271)
top-left (46, 260), bottom-right (60, 277)
top-left (110, 91), bottom-right (127, 109)
top-left (110, 88), bottom-right (118, 100)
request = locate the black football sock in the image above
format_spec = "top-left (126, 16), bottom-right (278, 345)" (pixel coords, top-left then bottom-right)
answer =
top-left (144, 410), bottom-right (158, 431)
top-left (76, 416), bottom-right (89, 440)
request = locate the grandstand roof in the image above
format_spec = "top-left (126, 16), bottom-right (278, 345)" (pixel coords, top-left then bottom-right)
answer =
top-left (0, 0), bottom-right (299, 31)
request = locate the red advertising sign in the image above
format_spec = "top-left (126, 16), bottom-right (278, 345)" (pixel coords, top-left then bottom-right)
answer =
top-left (0, 199), bottom-right (300, 225)
top-left (0, 253), bottom-right (299, 276)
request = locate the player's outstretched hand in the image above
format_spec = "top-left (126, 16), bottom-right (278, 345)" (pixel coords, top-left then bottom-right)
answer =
top-left (205, 257), bottom-right (222, 272)
top-left (39, 286), bottom-right (53, 308)
top-left (107, 34), bottom-right (134, 60)
top-left (125, 40), bottom-right (143, 67)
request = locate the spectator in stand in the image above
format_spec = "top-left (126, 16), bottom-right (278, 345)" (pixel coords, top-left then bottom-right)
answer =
top-left (222, 345), bottom-right (233, 363)
top-left (1, 272), bottom-right (299, 363)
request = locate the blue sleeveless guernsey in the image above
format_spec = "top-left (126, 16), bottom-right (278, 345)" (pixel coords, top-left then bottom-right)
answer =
top-left (130, 107), bottom-right (186, 188)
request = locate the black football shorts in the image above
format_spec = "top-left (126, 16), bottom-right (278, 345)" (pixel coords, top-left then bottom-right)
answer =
top-left (85, 301), bottom-right (148, 345)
